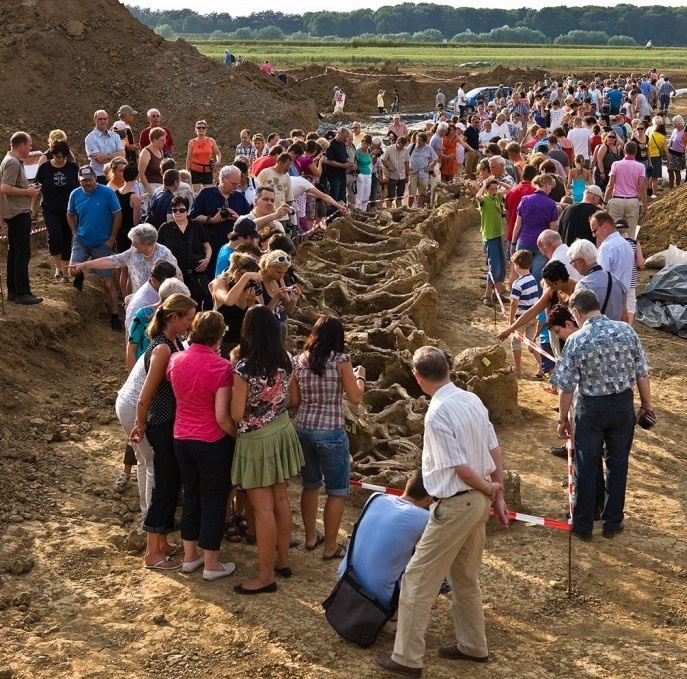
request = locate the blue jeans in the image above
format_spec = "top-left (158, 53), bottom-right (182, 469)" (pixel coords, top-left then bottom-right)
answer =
top-left (573, 390), bottom-right (636, 536)
top-left (484, 237), bottom-right (505, 284)
top-left (174, 436), bottom-right (233, 550)
top-left (297, 427), bottom-right (350, 496)
top-left (516, 242), bottom-right (547, 283)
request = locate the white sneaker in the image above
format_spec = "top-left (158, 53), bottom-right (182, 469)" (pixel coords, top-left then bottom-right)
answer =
top-left (203, 562), bottom-right (236, 581)
top-left (113, 471), bottom-right (131, 493)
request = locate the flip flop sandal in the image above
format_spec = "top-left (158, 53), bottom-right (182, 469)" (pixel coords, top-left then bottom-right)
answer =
top-left (163, 544), bottom-right (183, 557)
top-left (224, 524), bottom-right (244, 543)
top-left (542, 384), bottom-right (558, 394)
top-left (322, 544), bottom-right (347, 561)
top-left (146, 558), bottom-right (181, 570)
top-left (508, 365), bottom-right (521, 377)
top-left (233, 514), bottom-right (250, 536)
top-left (304, 531), bottom-right (325, 551)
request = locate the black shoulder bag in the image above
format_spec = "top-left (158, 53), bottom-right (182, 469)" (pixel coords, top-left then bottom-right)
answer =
top-left (322, 492), bottom-right (399, 648)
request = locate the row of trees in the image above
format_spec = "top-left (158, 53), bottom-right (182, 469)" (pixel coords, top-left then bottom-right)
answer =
top-left (126, 4), bottom-right (684, 46)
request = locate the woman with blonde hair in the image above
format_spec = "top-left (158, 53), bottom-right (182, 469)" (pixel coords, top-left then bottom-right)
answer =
top-left (138, 126), bottom-right (167, 196)
top-left (167, 310), bottom-right (237, 580)
top-left (567, 154), bottom-right (591, 203)
top-left (259, 250), bottom-right (302, 342)
top-left (37, 129), bottom-right (77, 166)
top-left (105, 156), bottom-right (129, 190)
top-left (186, 120), bottom-right (221, 193)
top-left (130, 293), bottom-right (197, 570)
top-left (211, 252), bottom-right (263, 358)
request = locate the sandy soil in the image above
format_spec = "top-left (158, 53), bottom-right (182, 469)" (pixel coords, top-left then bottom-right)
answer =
top-left (1, 206), bottom-right (686, 678)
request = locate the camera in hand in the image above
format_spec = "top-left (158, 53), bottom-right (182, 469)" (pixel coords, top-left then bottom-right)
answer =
top-left (219, 207), bottom-right (230, 219)
top-left (637, 409), bottom-right (657, 430)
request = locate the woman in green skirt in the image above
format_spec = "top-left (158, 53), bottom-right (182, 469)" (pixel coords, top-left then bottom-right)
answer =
top-left (230, 305), bottom-right (304, 594)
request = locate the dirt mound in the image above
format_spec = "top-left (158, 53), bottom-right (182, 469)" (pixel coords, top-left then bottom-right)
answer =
top-left (0, 1), bottom-right (316, 155)
top-left (483, 65), bottom-right (548, 86)
top-left (641, 184), bottom-right (687, 253)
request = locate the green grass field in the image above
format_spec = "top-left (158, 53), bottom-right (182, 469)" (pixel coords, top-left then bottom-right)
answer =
top-left (193, 40), bottom-right (687, 72)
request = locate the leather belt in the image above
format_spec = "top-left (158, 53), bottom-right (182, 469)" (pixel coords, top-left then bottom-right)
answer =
top-left (439, 489), bottom-right (472, 499)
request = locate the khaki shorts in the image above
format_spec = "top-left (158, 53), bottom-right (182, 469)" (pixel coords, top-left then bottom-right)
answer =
top-left (408, 173), bottom-right (428, 196)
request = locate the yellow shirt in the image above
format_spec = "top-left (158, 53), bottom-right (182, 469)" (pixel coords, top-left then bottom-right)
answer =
top-left (648, 131), bottom-right (665, 158)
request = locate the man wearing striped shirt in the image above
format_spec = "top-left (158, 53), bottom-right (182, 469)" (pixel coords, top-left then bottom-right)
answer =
top-left (375, 347), bottom-right (509, 677)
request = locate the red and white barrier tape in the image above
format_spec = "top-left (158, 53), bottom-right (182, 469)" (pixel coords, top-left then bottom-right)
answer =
top-left (0, 225), bottom-right (46, 243)
top-left (488, 268), bottom-right (557, 364)
top-left (566, 436), bottom-right (575, 526)
top-left (350, 479), bottom-right (571, 531)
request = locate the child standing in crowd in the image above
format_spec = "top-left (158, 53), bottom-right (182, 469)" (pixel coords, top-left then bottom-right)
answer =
top-left (508, 249), bottom-right (543, 377)
top-left (476, 177), bottom-right (510, 305)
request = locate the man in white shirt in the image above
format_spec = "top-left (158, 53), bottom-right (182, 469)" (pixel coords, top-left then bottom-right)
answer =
top-left (567, 117), bottom-right (592, 160)
top-left (592, 211), bottom-right (634, 295)
top-left (491, 113), bottom-right (511, 141)
top-left (84, 110), bottom-right (125, 182)
top-left (455, 83), bottom-right (467, 116)
top-left (536, 230), bottom-right (579, 281)
top-left (374, 347), bottom-right (509, 677)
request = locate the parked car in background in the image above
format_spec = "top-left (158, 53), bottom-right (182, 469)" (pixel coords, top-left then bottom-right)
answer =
top-left (448, 86), bottom-right (514, 114)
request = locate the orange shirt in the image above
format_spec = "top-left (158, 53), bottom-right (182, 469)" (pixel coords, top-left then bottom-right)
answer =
top-left (190, 138), bottom-right (213, 173)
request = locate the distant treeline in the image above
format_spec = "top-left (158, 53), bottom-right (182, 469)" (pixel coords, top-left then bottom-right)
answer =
top-left (126, 4), bottom-right (684, 46)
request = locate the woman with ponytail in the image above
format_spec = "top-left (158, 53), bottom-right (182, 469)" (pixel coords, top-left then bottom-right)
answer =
top-left (130, 293), bottom-right (197, 570)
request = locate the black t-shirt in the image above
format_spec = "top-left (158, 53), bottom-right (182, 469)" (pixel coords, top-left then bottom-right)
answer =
top-left (559, 202), bottom-right (598, 246)
top-left (326, 139), bottom-right (348, 179)
top-left (35, 160), bottom-right (79, 213)
top-left (464, 126), bottom-right (480, 151)
top-left (157, 219), bottom-right (209, 274)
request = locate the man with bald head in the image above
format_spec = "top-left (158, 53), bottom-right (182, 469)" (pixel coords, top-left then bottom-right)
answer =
top-left (138, 109), bottom-right (174, 156)
top-left (324, 127), bottom-right (354, 205)
top-left (85, 110), bottom-right (125, 184)
top-left (191, 164), bottom-right (249, 275)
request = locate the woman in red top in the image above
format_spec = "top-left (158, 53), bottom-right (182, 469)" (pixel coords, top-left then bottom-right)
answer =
top-left (166, 311), bottom-right (237, 581)
top-left (186, 120), bottom-right (221, 193)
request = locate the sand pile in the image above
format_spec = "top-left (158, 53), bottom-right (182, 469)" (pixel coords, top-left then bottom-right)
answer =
top-left (0, 0), bottom-right (316, 155)
top-left (641, 184), bottom-right (687, 253)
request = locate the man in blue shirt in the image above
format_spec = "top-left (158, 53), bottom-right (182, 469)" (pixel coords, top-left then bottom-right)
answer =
top-left (338, 471), bottom-right (433, 608)
top-left (607, 86), bottom-right (624, 116)
top-left (67, 166), bottom-right (122, 330)
top-left (191, 165), bottom-right (249, 276)
top-left (550, 288), bottom-right (652, 541)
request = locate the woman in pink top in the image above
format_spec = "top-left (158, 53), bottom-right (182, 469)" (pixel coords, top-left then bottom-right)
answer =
top-left (166, 311), bottom-right (237, 581)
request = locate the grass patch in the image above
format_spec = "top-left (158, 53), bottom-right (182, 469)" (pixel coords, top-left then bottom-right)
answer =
top-left (192, 40), bottom-right (687, 71)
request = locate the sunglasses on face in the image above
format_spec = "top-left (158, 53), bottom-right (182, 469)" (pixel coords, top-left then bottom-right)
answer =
top-left (171, 207), bottom-right (188, 213)
top-left (196, 125), bottom-right (206, 129)
top-left (274, 255), bottom-right (291, 264)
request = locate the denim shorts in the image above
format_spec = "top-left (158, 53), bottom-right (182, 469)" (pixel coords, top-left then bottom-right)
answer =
top-left (71, 235), bottom-right (114, 277)
top-left (297, 426), bottom-right (350, 496)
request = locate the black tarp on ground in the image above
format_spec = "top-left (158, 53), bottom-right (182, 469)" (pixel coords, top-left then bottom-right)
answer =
top-left (636, 264), bottom-right (687, 338)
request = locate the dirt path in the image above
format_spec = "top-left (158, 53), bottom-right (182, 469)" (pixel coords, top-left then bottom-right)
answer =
top-left (1, 218), bottom-right (687, 678)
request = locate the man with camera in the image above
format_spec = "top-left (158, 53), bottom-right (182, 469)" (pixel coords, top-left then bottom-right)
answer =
top-left (550, 288), bottom-right (654, 541)
top-left (191, 165), bottom-right (249, 277)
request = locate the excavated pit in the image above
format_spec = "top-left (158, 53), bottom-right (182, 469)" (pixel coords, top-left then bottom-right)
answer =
top-left (290, 198), bottom-right (521, 505)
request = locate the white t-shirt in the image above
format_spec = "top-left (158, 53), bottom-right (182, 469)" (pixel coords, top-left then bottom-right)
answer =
top-left (567, 127), bottom-right (592, 159)
top-left (549, 108), bottom-right (565, 131)
top-left (290, 176), bottom-right (315, 199)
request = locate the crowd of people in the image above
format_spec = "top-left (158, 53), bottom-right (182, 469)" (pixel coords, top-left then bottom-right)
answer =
top-left (0, 67), bottom-right (662, 675)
